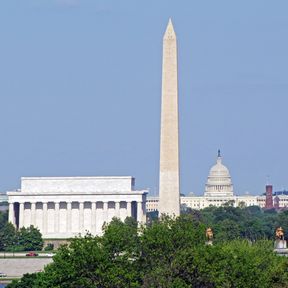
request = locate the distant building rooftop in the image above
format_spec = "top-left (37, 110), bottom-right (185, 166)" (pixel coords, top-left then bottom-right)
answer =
top-left (274, 190), bottom-right (288, 196)
top-left (0, 193), bottom-right (8, 203)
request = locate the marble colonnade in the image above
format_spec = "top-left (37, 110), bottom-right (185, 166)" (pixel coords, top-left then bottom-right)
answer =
top-left (9, 199), bottom-right (145, 238)
top-left (7, 177), bottom-right (147, 239)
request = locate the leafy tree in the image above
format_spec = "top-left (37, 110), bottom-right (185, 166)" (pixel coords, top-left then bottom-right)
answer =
top-left (102, 217), bottom-right (139, 257)
top-left (0, 222), bottom-right (17, 251)
top-left (223, 200), bottom-right (235, 207)
top-left (276, 210), bottom-right (288, 236)
top-left (168, 240), bottom-right (288, 288)
top-left (141, 214), bottom-right (205, 275)
top-left (0, 210), bottom-right (8, 229)
top-left (0, 222), bottom-right (43, 251)
top-left (245, 205), bottom-right (262, 216)
top-left (29, 218), bottom-right (141, 288)
top-left (214, 219), bottom-right (242, 242)
top-left (7, 215), bottom-right (288, 288)
top-left (18, 225), bottom-right (43, 251)
top-left (35, 235), bottom-right (110, 288)
top-left (199, 205), bottom-right (283, 242)
top-left (44, 243), bottom-right (54, 251)
top-left (238, 201), bottom-right (246, 209)
top-left (7, 273), bottom-right (38, 288)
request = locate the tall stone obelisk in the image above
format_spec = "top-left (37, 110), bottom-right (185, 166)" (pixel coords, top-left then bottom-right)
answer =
top-left (159, 19), bottom-right (180, 217)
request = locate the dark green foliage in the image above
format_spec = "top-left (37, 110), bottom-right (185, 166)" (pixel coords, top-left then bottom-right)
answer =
top-left (7, 273), bottom-right (38, 288)
top-left (140, 214), bottom-right (206, 275)
top-left (168, 240), bottom-right (288, 288)
top-left (17, 225), bottom-right (44, 251)
top-left (44, 243), bottom-right (54, 251)
top-left (0, 221), bottom-right (43, 252)
top-left (197, 205), bottom-right (288, 242)
top-left (8, 214), bottom-right (288, 288)
top-left (32, 219), bottom-right (141, 288)
top-left (0, 210), bottom-right (8, 229)
top-left (0, 222), bottom-right (17, 251)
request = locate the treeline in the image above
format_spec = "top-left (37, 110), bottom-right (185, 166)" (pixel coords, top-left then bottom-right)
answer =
top-left (0, 210), bottom-right (43, 251)
top-left (1, 204), bottom-right (287, 251)
top-left (184, 204), bottom-right (288, 242)
top-left (8, 214), bottom-right (288, 288)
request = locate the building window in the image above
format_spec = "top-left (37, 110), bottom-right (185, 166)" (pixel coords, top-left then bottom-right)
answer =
top-left (108, 201), bottom-right (115, 209)
top-left (96, 202), bottom-right (103, 209)
top-left (60, 202), bottom-right (67, 209)
top-left (24, 202), bottom-right (31, 210)
top-left (84, 202), bottom-right (91, 209)
top-left (47, 202), bottom-right (55, 209)
top-left (72, 202), bottom-right (79, 209)
top-left (120, 201), bottom-right (127, 209)
top-left (36, 202), bottom-right (43, 209)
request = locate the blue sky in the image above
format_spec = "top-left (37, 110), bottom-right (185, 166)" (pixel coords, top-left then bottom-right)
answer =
top-left (0, 0), bottom-right (287, 196)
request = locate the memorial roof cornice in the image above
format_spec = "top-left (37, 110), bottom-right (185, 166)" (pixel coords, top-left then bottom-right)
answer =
top-left (7, 190), bottom-right (148, 196)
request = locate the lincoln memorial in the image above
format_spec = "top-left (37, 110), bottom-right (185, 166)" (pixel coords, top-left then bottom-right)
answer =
top-left (7, 176), bottom-right (147, 239)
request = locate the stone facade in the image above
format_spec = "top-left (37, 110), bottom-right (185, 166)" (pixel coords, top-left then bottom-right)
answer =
top-left (7, 176), bottom-right (147, 239)
top-left (159, 19), bottom-right (180, 216)
top-left (204, 151), bottom-right (234, 198)
top-left (147, 195), bottom-right (260, 211)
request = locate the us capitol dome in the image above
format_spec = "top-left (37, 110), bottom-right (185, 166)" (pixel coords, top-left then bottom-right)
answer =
top-left (204, 150), bottom-right (234, 197)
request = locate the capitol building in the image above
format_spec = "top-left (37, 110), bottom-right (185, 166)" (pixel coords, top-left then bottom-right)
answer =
top-left (147, 151), bottom-right (266, 212)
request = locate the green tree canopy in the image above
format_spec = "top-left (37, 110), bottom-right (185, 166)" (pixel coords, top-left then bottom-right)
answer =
top-left (17, 225), bottom-right (43, 251)
top-left (0, 210), bottom-right (8, 229)
top-left (0, 222), bottom-right (17, 251)
top-left (8, 215), bottom-right (288, 288)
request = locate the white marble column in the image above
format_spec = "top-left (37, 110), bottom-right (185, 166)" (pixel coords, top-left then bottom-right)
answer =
top-left (137, 201), bottom-right (143, 223)
top-left (8, 203), bottom-right (15, 226)
top-left (31, 202), bottom-right (36, 227)
top-left (115, 201), bottom-right (120, 218)
top-left (127, 201), bottom-right (132, 218)
top-left (42, 202), bottom-right (47, 236)
top-left (19, 202), bottom-right (24, 228)
top-left (142, 201), bottom-right (147, 224)
top-left (54, 202), bottom-right (59, 233)
top-left (91, 202), bottom-right (96, 235)
top-left (103, 202), bottom-right (108, 225)
top-left (66, 202), bottom-right (72, 235)
top-left (79, 202), bottom-right (84, 235)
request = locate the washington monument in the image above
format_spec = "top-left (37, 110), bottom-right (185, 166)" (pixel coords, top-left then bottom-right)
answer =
top-left (159, 19), bottom-right (180, 216)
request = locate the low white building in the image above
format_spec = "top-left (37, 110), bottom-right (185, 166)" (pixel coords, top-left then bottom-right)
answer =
top-left (146, 196), bottom-right (159, 212)
top-left (147, 194), bottom-right (260, 212)
top-left (0, 193), bottom-right (8, 203)
top-left (7, 176), bottom-right (147, 239)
